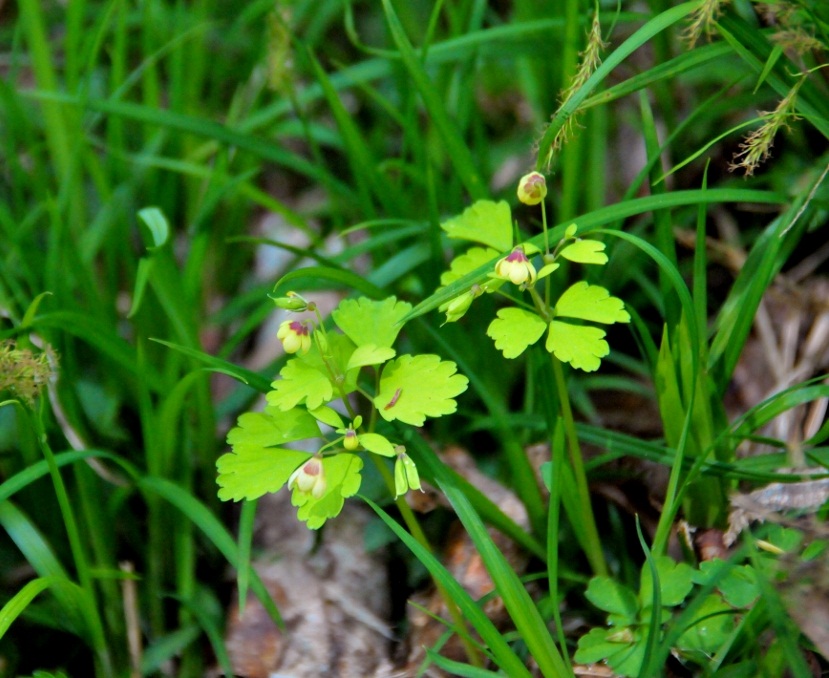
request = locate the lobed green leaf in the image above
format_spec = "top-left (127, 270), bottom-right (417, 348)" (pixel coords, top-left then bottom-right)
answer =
top-left (374, 354), bottom-right (469, 426)
top-left (559, 239), bottom-right (608, 265)
top-left (545, 322), bottom-right (608, 372)
top-left (216, 447), bottom-right (311, 502)
top-left (486, 308), bottom-right (546, 359)
top-left (555, 281), bottom-right (630, 324)
top-left (440, 200), bottom-right (513, 252)
top-left (332, 296), bottom-right (412, 348)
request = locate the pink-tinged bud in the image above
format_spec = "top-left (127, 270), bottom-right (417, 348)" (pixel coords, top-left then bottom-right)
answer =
top-left (495, 247), bottom-right (537, 286)
top-left (343, 428), bottom-right (358, 451)
top-left (288, 457), bottom-right (326, 498)
top-left (277, 319), bottom-right (312, 354)
top-left (517, 172), bottom-right (547, 206)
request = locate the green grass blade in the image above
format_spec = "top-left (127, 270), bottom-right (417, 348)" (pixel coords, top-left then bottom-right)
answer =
top-left (363, 497), bottom-right (533, 677)
top-left (137, 476), bottom-right (283, 628)
top-left (437, 480), bottom-right (570, 676)
top-left (380, 0), bottom-right (486, 200)
top-left (236, 499), bottom-right (258, 615)
top-left (403, 188), bottom-right (785, 322)
top-left (273, 265), bottom-right (387, 299)
top-left (0, 577), bottom-right (51, 640)
top-left (150, 340), bottom-right (271, 393)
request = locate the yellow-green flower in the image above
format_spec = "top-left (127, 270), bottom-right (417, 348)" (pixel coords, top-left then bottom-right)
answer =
top-left (343, 427), bottom-right (359, 451)
top-left (288, 457), bottom-right (326, 498)
top-left (277, 319), bottom-right (312, 354)
top-left (495, 247), bottom-right (537, 286)
top-left (517, 171), bottom-right (547, 206)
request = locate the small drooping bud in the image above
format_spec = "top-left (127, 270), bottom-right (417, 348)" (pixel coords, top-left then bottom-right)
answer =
top-left (441, 285), bottom-right (482, 324)
top-left (517, 171), bottom-right (547, 206)
top-left (271, 291), bottom-right (309, 311)
top-left (288, 456), bottom-right (326, 499)
top-left (394, 448), bottom-right (422, 498)
top-left (277, 319), bottom-right (312, 354)
top-left (343, 427), bottom-right (359, 451)
top-left (495, 247), bottom-right (537, 287)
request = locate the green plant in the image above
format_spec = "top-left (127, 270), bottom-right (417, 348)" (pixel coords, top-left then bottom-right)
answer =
top-left (216, 294), bottom-right (468, 528)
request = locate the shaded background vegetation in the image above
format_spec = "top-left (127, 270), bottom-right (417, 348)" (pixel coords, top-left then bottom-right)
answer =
top-left (1, 0), bottom-right (828, 675)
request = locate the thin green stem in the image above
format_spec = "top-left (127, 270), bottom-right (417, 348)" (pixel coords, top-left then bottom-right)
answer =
top-left (370, 457), bottom-right (483, 667)
top-left (550, 355), bottom-right (608, 576)
top-left (30, 401), bottom-right (112, 676)
top-left (541, 200), bottom-right (550, 255)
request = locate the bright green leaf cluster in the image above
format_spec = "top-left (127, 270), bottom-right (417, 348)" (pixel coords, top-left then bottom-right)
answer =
top-left (216, 296), bottom-right (469, 528)
top-left (437, 199), bottom-right (630, 372)
top-left (573, 538), bottom-right (825, 677)
top-left (575, 556), bottom-right (711, 676)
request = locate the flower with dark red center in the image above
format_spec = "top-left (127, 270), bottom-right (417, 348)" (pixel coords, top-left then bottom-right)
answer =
top-left (288, 457), bottom-right (326, 498)
top-left (277, 319), bottom-right (312, 354)
top-left (495, 247), bottom-right (537, 286)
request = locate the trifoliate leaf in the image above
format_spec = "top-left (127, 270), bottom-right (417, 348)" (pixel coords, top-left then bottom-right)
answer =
top-left (555, 281), bottom-right (630, 324)
top-left (346, 344), bottom-right (396, 371)
top-left (560, 239), bottom-right (608, 265)
top-left (217, 446), bottom-right (312, 502)
top-left (292, 453), bottom-right (363, 529)
top-left (332, 297), bottom-right (412, 348)
top-left (486, 308), bottom-right (546, 359)
top-left (307, 405), bottom-right (344, 429)
top-left (546, 321), bottom-right (608, 372)
top-left (374, 354), bottom-right (469, 426)
top-left (565, 224), bottom-right (578, 238)
top-left (440, 200), bottom-right (513, 251)
top-left (267, 334), bottom-right (358, 410)
top-left (226, 406), bottom-right (321, 448)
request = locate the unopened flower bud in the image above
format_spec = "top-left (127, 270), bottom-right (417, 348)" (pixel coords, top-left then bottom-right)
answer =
top-left (288, 457), bottom-right (326, 499)
top-left (441, 285), bottom-right (483, 325)
top-left (343, 428), bottom-right (358, 451)
top-left (495, 247), bottom-right (537, 286)
top-left (277, 320), bottom-right (312, 354)
top-left (394, 450), bottom-right (421, 498)
top-left (271, 291), bottom-right (309, 311)
top-left (517, 172), bottom-right (547, 206)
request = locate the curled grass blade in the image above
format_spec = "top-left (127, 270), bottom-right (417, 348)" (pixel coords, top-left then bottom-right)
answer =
top-left (273, 265), bottom-right (387, 299)
top-left (0, 577), bottom-right (51, 640)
